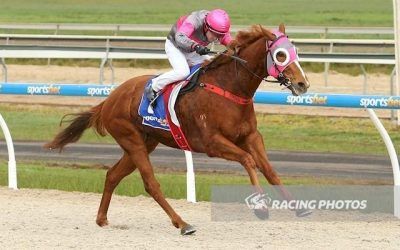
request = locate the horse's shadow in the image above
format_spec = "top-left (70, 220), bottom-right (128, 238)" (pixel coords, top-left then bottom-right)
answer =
top-left (110, 224), bottom-right (130, 230)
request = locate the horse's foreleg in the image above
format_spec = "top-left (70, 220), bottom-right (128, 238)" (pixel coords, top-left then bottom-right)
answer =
top-left (206, 134), bottom-right (269, 218)
top-left (206, 134), bottom-right (262, 192)
top-left (243, 131), bottom-right (311, 216)
top-left (96, 153), bottom-right (135, 226)
top-left (242, 131), bottom-right (292, 198)
top-left (243, 132), bottom-right (282, 183)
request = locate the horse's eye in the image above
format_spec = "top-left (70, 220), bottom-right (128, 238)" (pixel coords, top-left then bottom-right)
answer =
top-left (275, 51), bottom-right (287, 63)
top-left (276, 51), bottom-right (287, 63)
top-left (273, 48), bottom-right (290, 66)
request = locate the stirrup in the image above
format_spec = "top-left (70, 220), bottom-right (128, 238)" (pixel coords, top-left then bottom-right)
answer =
top-left (145, 84), bottom-right (158, 102)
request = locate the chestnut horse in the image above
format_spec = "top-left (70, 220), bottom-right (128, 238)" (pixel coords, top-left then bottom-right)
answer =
top-left (45, 24), bottom-right (310, 235)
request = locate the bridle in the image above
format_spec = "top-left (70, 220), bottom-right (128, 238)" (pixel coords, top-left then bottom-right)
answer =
top-left (200, 30), bottom-right (302, 102)
top-left (265, 34), bottom-right (295, 88)
top-left (231, 31), bottom-right (299, 91)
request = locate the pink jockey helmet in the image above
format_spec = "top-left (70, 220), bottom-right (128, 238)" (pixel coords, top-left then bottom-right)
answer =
top-left (205, 9), bottom-right (231, 35)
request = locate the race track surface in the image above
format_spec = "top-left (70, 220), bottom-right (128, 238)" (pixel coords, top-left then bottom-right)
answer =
top-left (0, 141), bottom-right (395, 181)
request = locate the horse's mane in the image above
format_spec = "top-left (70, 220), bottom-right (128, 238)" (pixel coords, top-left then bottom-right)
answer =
top-left (203, 25), bottom-right (271, 69)
top-left (231, 25), bottom-right (271, 50)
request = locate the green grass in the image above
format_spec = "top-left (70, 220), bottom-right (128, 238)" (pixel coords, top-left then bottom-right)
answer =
top-left (0, 161), bottom-right (387, 201)
top-left (0, 161), bottom-right (245, 201)
top-left (0, 0), bottom-right (395, 74)
top-left (2, 60), bottom-right (394, 76)
top-left (5, 58), bottom-right (171, 69)
top-left (0, 104), bottom-right (113, 143)
top-left (301, 63), bottom-right (395, 76)
top-left (0, 103), bottom-right (399, 156)
top-left (257, 114), bottom-right (400, 155)
top-left (0, 0), bottom-right (393, 27)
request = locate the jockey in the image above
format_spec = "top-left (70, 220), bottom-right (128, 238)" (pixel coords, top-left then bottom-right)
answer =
top-left (145, 9), bottom-right (233, 102)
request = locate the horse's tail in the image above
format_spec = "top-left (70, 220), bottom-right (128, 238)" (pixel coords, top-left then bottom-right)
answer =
top-left (44, 101), bottom-right (107, 151)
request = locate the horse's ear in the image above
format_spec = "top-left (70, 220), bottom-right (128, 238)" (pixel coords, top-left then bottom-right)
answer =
top-left (228, 39), bottom-right (241, 53)
top-left (264, 28), bottom-right (276, 41)
top-left (279, 23), bottom-right (286, 34)
top-left (234, 45), bottom-right (241, 54)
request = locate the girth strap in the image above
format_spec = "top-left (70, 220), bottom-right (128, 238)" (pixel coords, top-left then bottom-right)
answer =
top-left (199, 83), bottom-right (253, 105)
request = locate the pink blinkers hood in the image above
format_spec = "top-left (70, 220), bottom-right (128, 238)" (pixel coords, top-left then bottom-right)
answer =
top-left (266, 30), bottom-right (299, 79)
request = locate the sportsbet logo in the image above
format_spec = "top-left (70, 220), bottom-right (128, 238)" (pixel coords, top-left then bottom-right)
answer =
top-left (27, 85), bottom-right (61, 95)
top-left (286, 94), bottom-right (328, 105)
top-left (87, 86), bottom-right (115, 96)
top-left (360, 97), bottom-right (400, 108)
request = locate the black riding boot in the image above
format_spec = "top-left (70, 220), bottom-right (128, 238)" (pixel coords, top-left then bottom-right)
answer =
top-left (145, 84), bottom-right (158, 102)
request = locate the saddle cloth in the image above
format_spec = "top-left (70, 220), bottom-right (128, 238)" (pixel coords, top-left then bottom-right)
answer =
top-left (138, 64), bottom-right (201, 151)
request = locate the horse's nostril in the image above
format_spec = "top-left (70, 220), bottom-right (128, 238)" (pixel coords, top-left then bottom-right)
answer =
top-left (298, 82), bottom-right (306, 89)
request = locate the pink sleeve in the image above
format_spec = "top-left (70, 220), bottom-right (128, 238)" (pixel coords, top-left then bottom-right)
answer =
top-left (219, 33), bottom-right (233, 46)
top-left (177, 19), bottom-right (195, 37)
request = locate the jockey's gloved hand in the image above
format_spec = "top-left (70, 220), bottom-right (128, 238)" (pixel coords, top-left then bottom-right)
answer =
top-left (194, 45), bottom-right (210, 55)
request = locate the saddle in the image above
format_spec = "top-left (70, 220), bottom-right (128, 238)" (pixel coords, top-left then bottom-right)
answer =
top-left (138, 65), bottom-right (203, 151)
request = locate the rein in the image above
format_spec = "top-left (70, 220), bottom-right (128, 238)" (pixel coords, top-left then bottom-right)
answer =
top-left (199, 82), bottom-right (252, 105)
top-left (199, 34), bottom-right (297, 104)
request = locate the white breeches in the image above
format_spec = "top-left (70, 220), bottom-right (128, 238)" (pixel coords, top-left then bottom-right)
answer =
top-left (151, 39), bottom-right (210, 92)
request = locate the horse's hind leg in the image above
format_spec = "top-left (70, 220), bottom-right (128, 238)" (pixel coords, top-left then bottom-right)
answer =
top-left (110, 122), bottom-right (194, 235)
top-left (96, 139), bottom-right (159, 227)
top-left (96, 153), bottom-right (135, 226)
top-left (133, 146), bottom-right (195, 234)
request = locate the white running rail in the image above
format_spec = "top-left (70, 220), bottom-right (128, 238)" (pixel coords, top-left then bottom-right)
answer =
top-left (184, 150), bottom-right (196, 203)
top-left (0, 114), bottom-right (17, 190)
top-left (367, 108), bottom-right (400, 218)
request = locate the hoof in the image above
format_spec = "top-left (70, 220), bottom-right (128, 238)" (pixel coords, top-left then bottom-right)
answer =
top-left (254, 208), bottom-right (269, 220)
top-left (96, 218), bottom-right (109, 227)
top-left (296, 209), bottom-right (312, 217)
top-left (181, 224), bottom-right (196, 235)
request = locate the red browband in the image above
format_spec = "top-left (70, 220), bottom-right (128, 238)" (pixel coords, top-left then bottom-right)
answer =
top-left (200, 83), bottom-right (253, 105)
